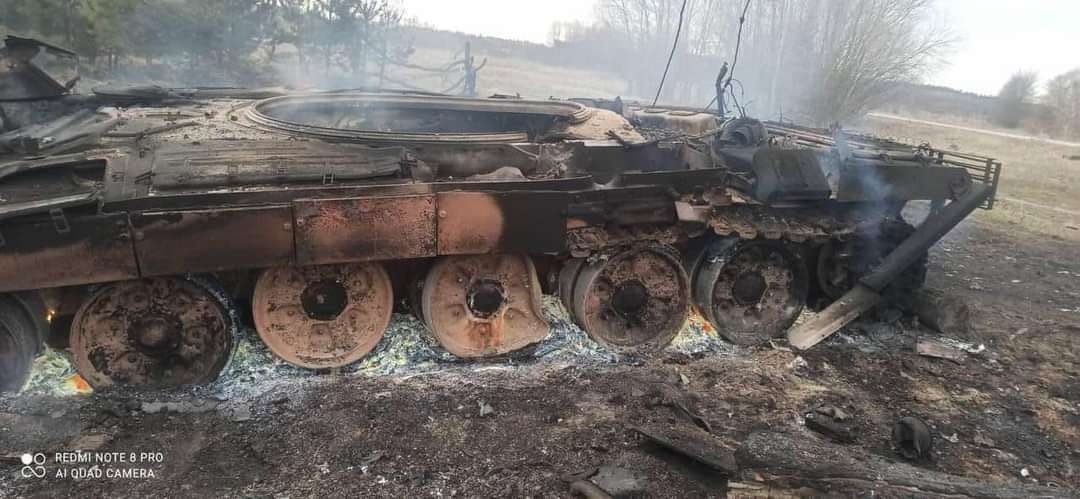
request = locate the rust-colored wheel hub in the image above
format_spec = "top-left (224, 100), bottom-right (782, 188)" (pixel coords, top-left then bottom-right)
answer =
top-left (693, 240), bottom-right (808, 345)
top-left (252, 263), bottom-right (393, 369)
top-left (70, 277), bottom-right (233, 388)
top-left (572, 245), bottom-right (690, 353)
top-left (420, 254), bottom-right (548, 358)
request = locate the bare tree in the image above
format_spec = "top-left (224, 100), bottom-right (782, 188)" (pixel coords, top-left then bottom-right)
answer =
top-left (1043, 69), bottom-right (1080, 138)
top-left (587, 0), bottom-right (950, 123)
top-left (994, 71), bottom-right (1038, 128)
top-left (803, 0), bottom-right (951, 124)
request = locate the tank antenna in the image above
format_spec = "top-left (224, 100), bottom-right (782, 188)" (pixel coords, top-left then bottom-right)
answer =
top-left (705, 0), bottom-right (753, 116)
top-left (651, 0), bottom-right (689, 107)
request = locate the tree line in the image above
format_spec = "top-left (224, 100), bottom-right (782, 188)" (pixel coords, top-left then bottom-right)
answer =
top-left (551, 0), bottom-right (951, 125)
top-left (4, 0), bottom-right (1076, 136)
top-left (996, 70), bottom-right (1080, 139)
top-left (0, 0), bottom-right (407, 86)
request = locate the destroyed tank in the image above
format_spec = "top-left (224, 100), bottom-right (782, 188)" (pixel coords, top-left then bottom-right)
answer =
top-left (0, 36), bottom-right (1001, 391)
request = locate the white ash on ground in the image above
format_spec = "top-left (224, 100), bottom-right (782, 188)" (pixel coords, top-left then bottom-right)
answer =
top-left (13, 297), bottom-right (738, 401)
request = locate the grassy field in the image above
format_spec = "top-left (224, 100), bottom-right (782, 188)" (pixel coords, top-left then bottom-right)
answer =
top-left (860, 115), bottom-right (1080, 241)
top-left (276, 45), bottom-right (629, 100)
top-left (398, 46), bottom-right (630, 99)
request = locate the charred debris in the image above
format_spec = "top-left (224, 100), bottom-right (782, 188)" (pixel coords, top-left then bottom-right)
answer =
top-left (0, 35), bottom-right (1002, 392)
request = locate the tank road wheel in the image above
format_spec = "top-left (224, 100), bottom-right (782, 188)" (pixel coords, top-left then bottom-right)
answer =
top-left (0, 297), bottom-right (38, 392)
top-left (557, 258), bottom-right (586, 326)
top-left (70, 277), bottom-right (235, 388)
top-left (421, 254), bottom-right (548, 358)
top-left (573, 245), bottom-right (690, 353)
top-left (693, 240), bottom-right (808, 346)
top-left (252, 263), bottom-right (393, 369)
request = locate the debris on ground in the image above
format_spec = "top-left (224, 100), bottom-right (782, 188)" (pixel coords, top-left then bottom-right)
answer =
top-left (812, 405), bottom-right (850, 421)
top-left (140, 399), bottom-right (220, 414)
top-left (642, 381), bottom-right (712, 433)
top-left (632, 425), bottom-right (738, 475)
top-left (913, 288), bottom-right (972, 336)
top-left (358, 450), bottom-right (384, 472)
top-left (586, 465), bottom-right (643, 499)
top-left (478, 400), bottom-right (495, 417)
top-left (738, 431), bottom-right (1070, 498)
top-left (803, 409), bottom-right (856, 443)
top-left (892, 416), bottom-right (933, 460)
top-left (786, 355), bottom-right (810, 375)
top-left (569, 479), bottom-right (615, 499)
top-left (67, 433), bottom-right (110, 451)
top-left (916, 337), bottom-right (968, 363)
top-left (222, 403), bottom-right (253, 422)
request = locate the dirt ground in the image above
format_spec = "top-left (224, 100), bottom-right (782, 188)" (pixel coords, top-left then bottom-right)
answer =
top-left (0, 209), bottom-right (1077, 497)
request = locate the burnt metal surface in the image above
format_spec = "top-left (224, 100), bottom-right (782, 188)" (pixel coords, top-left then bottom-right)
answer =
top-left (147, 141), bottom-right (406, 190)
top-left (572, 245), bottom-right (689, 352)
top-left (766, 121), bottom-right (1001, 209)
top-left (0, 213), bottom-right (137, 292)
top-left (0, 108), bottom-right (120, 155)
top-left (0, 295), bottom-right (38, 392)
top-left (0, 83), bottom-right (1003, 315)
top-left (693, 240), bottom-right (808, 346)
top-left (294, 195), bottom-right (436, 265)
top-left (751, 148), bottom-right (832, 203)
top-left (565, 186), bottom-right (678, 228)
top-left (252, 263), bottom-right (393, 368)
top-left (420, 254), bottom-right (548, 358)
top-left (707, 205), bottom-right (865, 242)
top-left (0, 36), bottom-right (73, 101)
top-left (557, 258), bottom-right (587, 327)
top-left (131, 206), bottom-right (294, 276)
top-left (837, 164), bottom-right (971, 202)
top-left (436, 191), bottom-right (567, 255)
top-left (245, 93), bottom-right (591, 143)
top-left (0, 153), bottom-right (108, 222)
top-left (69, 277), bottom-right (233, 388)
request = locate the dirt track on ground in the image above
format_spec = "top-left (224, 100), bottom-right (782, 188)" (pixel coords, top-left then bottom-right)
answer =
top-left (868, 113), bottom-right (1080, 149)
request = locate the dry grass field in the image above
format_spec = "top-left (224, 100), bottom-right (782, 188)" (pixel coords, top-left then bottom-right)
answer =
top-left (278, 46), bottom-right (630, 100)
top-left (861, 114), bottom-right (1080, 241)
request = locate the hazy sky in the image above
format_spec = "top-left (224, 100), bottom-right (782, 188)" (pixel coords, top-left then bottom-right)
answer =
top-left (403, 0), bottom-right (1079, 97)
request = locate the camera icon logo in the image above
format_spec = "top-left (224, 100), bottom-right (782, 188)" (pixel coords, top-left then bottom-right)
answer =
top-left (20, 453), bottom-right (46, 478)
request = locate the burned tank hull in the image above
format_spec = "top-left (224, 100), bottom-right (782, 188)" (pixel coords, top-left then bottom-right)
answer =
top-left (0, 77), bottom-right (1002, 389)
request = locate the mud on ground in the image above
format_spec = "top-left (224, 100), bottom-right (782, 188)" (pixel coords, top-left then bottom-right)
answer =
top-left (0, 214), bottom-right (1077, 497)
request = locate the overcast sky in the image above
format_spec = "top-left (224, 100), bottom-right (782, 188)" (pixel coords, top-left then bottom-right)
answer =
top-left (402, 0), bottom-right (1079, 96)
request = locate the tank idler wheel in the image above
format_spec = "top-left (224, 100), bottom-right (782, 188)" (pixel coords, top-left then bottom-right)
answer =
top-left (71, 277), bottom-right (235, 388)
top-left (253, 263), bottom-right (393, 369)
top-left (815, 220), bottom-right (927, 307)
top-left (0, 296), bottom-right (39, 392)
top-left (815, 240), bottom-right (851, 300)
top-left (572, 245), bottom-right (690, 353)
top-left (557, 258), bottom-right (586, 327)
top-left (693, 240), bottom-right (808, 346)
top-left (421, 254), bottom-right (548, 358)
